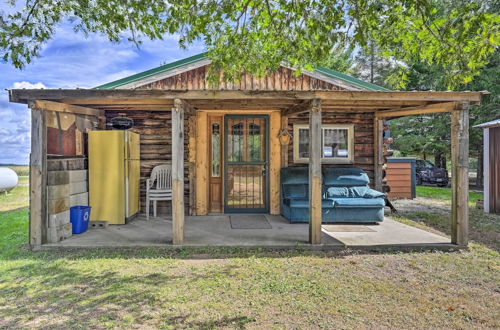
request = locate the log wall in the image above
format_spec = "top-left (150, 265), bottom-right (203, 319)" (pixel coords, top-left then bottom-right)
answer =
top-left (286, 111), bottom-right (375, 183)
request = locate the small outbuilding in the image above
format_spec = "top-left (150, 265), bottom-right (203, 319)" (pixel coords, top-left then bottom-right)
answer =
top-left (475, 119), bottom-right (500, 214)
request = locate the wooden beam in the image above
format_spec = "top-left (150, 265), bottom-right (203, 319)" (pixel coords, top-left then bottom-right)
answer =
top-left (374, 118), bottom-right (384, 191)
top-left (188, 115), bottom-right (197, 216)
top-left (375, 102), bottom-right (458, 118)
top-left (28, 102), bottom-right (48, 248)
top-left (9, 89), bottom-right (483, 104)
top-left (282, 100), bottom-right (312, 116)
top-left (172, 99), bottom-right (196, 116)
top-left (34, 100), bottom-right (101, 117)
top-left (172, 98), bottom-right (185, 245)
top-left (309, 98), bottom-right (322, 244)
top-left (280, 116), bottom-right (289, 168)
top-left (451, 101), bottom-right (469, 246)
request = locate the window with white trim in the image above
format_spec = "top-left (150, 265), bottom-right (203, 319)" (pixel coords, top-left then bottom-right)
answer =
top-left (293, 124), bottom-right (354, 164)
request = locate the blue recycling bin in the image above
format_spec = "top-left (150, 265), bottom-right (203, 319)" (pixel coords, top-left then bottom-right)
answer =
top-left (70, 206), bottom-right (91, 234)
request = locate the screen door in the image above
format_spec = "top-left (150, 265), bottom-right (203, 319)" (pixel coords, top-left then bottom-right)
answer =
top-left (224, 115), bottom-right (269, 213)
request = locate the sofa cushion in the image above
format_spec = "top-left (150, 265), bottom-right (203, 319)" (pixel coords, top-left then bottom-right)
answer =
top-left (363, 188), bottom-right (386, 199)
top-left (280, 167), bottom-right (309, 184)
top-left (332, 198), bottom-right (385, 208)
top-left (326, 186), bottom-right (385, 199)
top-left (284, 198), bottom-right (335, 208)
top-left (323, 168), bottom-right (370, 186)
top-left (282, 184), bottom-right (307, 199)
top-left (326, 186), bottom-right (368, 198)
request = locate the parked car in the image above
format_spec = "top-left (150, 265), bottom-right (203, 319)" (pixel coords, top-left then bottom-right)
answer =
top-left (415, 159), bottom-right (449, 187)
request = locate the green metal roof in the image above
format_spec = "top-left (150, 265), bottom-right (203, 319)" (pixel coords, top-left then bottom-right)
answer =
top-left (95, 53), bottom-right (208, 89)
top-left (95, 53), bottom-right (389, 91)
top-left (315, 66), bottom-right (390, 91)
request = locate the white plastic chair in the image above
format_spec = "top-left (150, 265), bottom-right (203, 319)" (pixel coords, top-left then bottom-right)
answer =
top-left (146, 164), bottom-right (172, 219)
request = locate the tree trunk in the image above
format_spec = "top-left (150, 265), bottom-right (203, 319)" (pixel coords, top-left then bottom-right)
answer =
top-left (434, 153), bottom-right (440, 167)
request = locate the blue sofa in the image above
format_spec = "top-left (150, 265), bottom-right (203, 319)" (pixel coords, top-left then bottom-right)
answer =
top-left (280, 167), bottom-right (385, 223)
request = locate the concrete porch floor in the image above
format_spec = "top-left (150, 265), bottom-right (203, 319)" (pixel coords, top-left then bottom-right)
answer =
top-left (43, 214), bottom-right (452, 250)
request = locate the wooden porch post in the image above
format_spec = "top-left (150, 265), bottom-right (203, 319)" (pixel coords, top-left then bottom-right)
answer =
top-left (451, 101), bottom-right (469, 246)
top-left (172, 99), bottom-right (185, 245)
top-left (374, 118), bottom-right (384, 191)
top-left (309, 98), bottom-right (322, 244)
top-left (29, 101), bottom-right (47, 248)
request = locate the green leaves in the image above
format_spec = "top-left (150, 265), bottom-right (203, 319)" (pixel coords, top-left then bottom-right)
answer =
top-left (0, 0), bottom-right (498, 88)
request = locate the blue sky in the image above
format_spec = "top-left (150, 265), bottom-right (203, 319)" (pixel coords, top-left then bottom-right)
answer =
top-left (0, 19), bottom-right (203, 164)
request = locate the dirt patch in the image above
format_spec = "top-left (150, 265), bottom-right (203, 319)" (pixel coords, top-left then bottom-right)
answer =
top-left (389, 197), bottom-right (450, 215)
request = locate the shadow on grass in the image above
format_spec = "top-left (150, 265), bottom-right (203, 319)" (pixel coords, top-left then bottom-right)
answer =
top-left (0, 261), bottom-right (255, 328)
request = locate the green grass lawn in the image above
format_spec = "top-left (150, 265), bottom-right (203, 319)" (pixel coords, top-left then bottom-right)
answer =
top-left (416, 185), bottom-right (483, 206)
top-left (0, 179), bottom-right (498, 328)
top-left (1, 208), bottom-right (499, 328)
top-left (0, 183), bottom-right (29, 212)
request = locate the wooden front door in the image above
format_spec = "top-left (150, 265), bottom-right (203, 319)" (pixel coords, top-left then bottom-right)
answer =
top-left (224, 115), bottom-right (269, 213)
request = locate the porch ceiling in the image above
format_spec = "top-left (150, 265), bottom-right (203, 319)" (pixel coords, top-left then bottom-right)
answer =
top-left (9, 89), bottom-right (484, 115)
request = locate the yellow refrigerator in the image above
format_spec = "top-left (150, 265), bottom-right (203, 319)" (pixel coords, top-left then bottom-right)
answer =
top-left (88, 130), bottom-right (140, 224)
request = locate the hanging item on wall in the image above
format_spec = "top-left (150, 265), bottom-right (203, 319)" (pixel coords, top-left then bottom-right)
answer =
top-left (47, 112), bottom-right (86, 156)
top-left (278, 128), bottom-right (292, 145)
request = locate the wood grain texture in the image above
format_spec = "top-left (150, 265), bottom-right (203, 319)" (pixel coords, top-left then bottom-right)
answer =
top-left (195, 112), bottom-right (209, 215)
top-left (29, 105), bottom-right (47, 247)
top-left (137, 65), bottom-right (346, 91)
top-left (172, 99), bottom-right (185, 244)
top-left (269, 111), bottom-right (282, 215)
top-left (374, 118), bottom-right (384, 191)
top-left (386, 162), bottom-right (412, 199)
top-left (309, 99), bottom-right (322, 244)
top-left (451, 103), bottom-right (469, 246)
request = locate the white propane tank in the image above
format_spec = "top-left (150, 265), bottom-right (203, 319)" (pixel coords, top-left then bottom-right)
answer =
top-left (0, 167), bottom-right (19, 193)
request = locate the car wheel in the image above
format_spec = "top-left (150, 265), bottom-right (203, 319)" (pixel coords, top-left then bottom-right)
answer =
top-left (437, 182), bottom-right (448, 187)
top-left (416, 176), bottom-right (423, 185)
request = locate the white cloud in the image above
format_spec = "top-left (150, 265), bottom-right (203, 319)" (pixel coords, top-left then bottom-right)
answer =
top-left (0, 18), bottom-right (205, 164)
top-left (12, 81), bottom-right (47, 89)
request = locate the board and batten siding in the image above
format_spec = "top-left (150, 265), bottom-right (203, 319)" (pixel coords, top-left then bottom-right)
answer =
top-left (286, 111), bottom-right (376, 183)
top-left (136, 65), bottom-right (347, 91)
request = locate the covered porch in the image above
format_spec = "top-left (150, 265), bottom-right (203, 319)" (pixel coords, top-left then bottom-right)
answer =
top-left (42, 213), bottom-right (450, 249)
top-left (9, 89), bottom-right (482, 249)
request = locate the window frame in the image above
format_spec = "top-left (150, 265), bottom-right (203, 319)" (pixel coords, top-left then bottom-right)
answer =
top-left (292, 123), bottom-right (354, 164)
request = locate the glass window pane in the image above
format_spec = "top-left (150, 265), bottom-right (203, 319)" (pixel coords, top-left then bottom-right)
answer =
top-left (298, 128), bottom-right (309, 159)
top-left (323, 128), bottom-right (349, 158)
top-left (248, 122), bottom-right (262, 161)
top-left (228, 121), bottom-right (244, 162)
top-left (211, 123), bottom-right (220, 177)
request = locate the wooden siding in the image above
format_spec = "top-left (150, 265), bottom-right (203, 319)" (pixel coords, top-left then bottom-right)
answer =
top-left (137, 66), bottom-right (347, 91)
top-left (489, 126), bottom-right (500, 213)
top-left (104, 111), bottom-right (191, 215)
top-left (286, 111), bottom-right (375, 183)
top-left (386, 162), bottom-right (413, 199)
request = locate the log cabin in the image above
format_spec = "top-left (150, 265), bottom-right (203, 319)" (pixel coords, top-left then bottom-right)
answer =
top-left (9, 53), bottom-right (483, 248)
